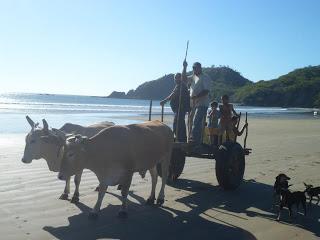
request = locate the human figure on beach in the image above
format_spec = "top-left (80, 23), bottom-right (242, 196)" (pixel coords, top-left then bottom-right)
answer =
top-left (219, 94), bottom-right (239, 141)
top-left (207, 101), bottom-right (220, 145)
top-left (182, 60), bottom-right (211, 145)
top-left (160, 73), bottom-right (190, 142)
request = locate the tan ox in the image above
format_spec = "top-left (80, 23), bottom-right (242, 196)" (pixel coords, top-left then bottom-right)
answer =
top-left (58, 120), bottom-right (173, 218)
top-left (22, 116), bottom-right (114, 203)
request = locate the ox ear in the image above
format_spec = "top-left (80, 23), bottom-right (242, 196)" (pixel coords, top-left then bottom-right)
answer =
top-left (26, 116), bottom-right (35, 130)
top-left (42, 119), bottom-right (49, 134)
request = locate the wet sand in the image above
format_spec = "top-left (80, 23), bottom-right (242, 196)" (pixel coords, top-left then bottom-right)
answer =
top-left (0, 117), bottom-right (319, 240)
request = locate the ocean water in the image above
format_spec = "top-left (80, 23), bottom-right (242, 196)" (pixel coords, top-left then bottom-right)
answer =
top-left (0, 93), bottom-right (317, 134)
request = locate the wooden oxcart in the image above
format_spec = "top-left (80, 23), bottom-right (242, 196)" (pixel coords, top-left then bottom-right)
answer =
top-left (149, 101), bottom-right (252, 190)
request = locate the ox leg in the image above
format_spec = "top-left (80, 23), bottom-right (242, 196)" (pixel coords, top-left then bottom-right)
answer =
top-left (118, 173), bottom-right (133, 218)
top-left (89, 182), bottom-right (107, 219)
top-left (146, 166), bottom-right (157, 205)
top-left (59, 177), bottom-right (71, 200)
top-left (71, 170), bottom-right (83, 204)
top-left (157, 154), bottom-right (170, 206)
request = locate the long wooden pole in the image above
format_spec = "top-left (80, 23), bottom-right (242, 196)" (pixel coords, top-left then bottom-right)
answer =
top-left (184, 40), bottom-right (189, 60)
top-left (176, 40), bottom-right (189, 142)
top-left (148, 100), bottom-right (152, 121)
top-left (161, 104), bottom-right (164, 122)
top-left (234, 112), bottom-right (242, 142)
top-left (244, 112), bottom-right (248, 148)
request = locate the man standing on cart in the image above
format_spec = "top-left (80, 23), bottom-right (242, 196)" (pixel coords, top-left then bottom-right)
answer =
top-left (160, 73), bottom-right (190, 142)
top-left (182, 60), bottom-right (211, 145)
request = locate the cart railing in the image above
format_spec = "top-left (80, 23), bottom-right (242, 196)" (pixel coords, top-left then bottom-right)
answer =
top-left (148, 100), bottom-right (251, 155)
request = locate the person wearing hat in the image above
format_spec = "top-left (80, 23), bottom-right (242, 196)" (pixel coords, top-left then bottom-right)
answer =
top-left (182, 60), bottom-right (211, 145)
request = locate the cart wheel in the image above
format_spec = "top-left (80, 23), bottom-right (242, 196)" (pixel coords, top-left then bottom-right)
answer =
top-left (215, 141), bottom-right (245, 190)
top-left (157, 148), bottom-right (186, 181)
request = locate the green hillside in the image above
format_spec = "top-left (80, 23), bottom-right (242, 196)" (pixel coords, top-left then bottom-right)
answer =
top-left (108, 66), bottom-right (251, 101)
top-left (203, 66), bottom-right (252, 101)
top-left (234, 66), bottom-right (320, 107)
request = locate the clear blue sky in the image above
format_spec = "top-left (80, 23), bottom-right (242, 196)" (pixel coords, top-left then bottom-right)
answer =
top-left (0, 0), bottom-right (319, 96)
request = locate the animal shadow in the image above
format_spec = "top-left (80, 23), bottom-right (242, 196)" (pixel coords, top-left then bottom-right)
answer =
top-left (43, 178), bottom-right (320, 239)
top-left (43, 189), bottom-right (257, 240)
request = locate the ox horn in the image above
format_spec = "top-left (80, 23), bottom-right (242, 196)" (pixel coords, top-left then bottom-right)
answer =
top-left (26, 115), bottom-right (35, 130)
top-left (42, 119), bottom-right (49, 134)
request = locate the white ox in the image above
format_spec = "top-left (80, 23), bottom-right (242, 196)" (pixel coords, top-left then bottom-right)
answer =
top-left (58, 120), bottom-right (173, 218)
top-left (22, 116), bottom-right (114, 203)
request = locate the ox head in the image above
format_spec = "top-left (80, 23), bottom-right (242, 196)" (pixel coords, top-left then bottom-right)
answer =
top-left (22, 116), bottom-right (66, 167)
top-left (58, 135), bottom-right (89, 181)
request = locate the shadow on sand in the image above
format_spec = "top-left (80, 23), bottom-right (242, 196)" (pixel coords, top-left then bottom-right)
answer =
top-left (43, 179), bottom-right (319, 240)
top-left (168, 179), bottom-right (320, 236)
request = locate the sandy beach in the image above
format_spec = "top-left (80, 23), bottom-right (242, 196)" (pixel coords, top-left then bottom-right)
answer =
top-left (0, 117), bottom-right (319, 240)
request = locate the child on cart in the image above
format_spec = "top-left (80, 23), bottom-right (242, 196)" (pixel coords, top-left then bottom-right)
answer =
top-left (219, 94), bottom-right (239, 142)
top-left (207, 101), bottom-right (220, 145)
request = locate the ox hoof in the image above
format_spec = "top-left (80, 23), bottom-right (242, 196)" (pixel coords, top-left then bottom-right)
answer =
top-left (146, 197), bottom-right (155, 205)
top-left (117, 184), bottom-right (122, 190)
top-left (88, 212), bottom-right (99, 220)
top-left (156, 198), bottom-right (164, 206)
top-left (59, 193), bottom-right (69, 200)
top-left (70, 196), bottom-right (79, 204)
top-left (118, 210), bottom-right (128, 218)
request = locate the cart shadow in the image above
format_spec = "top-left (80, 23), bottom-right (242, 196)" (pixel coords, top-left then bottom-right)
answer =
top-left (43, 189), bottom-right (257, 240)
top-left (166, 178), bottom-right (320, 237)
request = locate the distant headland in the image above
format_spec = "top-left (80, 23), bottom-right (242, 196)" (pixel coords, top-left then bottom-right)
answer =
top-left (107, 65), bottom-right (320, 108)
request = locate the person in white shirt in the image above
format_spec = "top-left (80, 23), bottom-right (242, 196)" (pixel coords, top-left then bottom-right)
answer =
top-left (182, 61), bottom-right (211, 144)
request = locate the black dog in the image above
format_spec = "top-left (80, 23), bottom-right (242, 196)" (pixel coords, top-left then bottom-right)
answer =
top-left (273, 174), bottom-right (291, 209)
top-left (304, 183), bottom-right (320, 205)
top-left (277, 188), bottom-right (306, 221)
